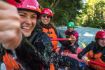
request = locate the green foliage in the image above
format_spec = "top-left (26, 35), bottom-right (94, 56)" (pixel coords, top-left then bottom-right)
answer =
top-left (38, 0), bottom-right (83, 26)
top-left (83, 0), bottom-right (105, 28)
top-left (38, 0), bottom-right (105, 28)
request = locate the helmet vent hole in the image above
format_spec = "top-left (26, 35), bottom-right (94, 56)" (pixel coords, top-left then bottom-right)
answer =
top-left (15, 0), bottom-right (21, 3)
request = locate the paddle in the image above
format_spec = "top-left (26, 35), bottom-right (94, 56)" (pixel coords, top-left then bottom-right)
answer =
top-left (82, 56), bottom-right (105, 68)
top-left (89, 60), bottom-right (105, 68)
top-left (51, 38), bottom-right (69, 41)
top-left (51, 38), bottom-right (86, 48)
top-left (51, 38), bottom-right (77, 41)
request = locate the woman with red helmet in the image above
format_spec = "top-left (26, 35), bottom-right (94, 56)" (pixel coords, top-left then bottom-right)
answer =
top-left (36, 8), bottom-right (80, 70)
top-left (0, 1), bottom-right (80, 70)
top-left (0, 1), bottom-right (21, 50)
top-left (78, 30), bottom-right (105, 70)
top-left (37, 8), bottom-right (57, 50)
top-left (0, 1), bottom-right (22, 70)
top-left (0, 0), bottom-right (53, 70)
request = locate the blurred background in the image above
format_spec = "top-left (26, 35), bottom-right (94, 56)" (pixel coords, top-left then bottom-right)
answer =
top-left (38, 0), bottom-right (105, 28)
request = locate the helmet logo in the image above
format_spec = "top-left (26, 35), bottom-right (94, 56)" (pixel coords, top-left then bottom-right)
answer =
top-left (27, 5), bottom-right (37, 9)
top-left (7, 0), bottom-right (41, 13)
top-left (44, 11), bottom-right (49, 14)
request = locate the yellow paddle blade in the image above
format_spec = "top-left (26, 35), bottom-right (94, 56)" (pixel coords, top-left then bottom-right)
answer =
top-left (81, 42), bottom-right (86, 48)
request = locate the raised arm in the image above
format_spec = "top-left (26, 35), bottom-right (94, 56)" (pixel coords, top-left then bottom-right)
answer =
top-left (0, 1), bottom-right (22, 49)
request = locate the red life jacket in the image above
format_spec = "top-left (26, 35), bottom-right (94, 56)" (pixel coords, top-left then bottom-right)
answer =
top-left (87, 50), bottom-right (105, 70)
top-left (3, 52), bottom-right (21, 70)
top-left (42, 27), bottom-right (57, 70)
top-left (42, 27), bottom-right (58, 51)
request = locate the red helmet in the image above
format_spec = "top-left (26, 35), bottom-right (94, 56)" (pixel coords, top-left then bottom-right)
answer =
top-left (95, 30), bottom-right (105, 39)
top-left (6, 0), bottom-right (41, 13)
top-left (41, 8), bottom-right (53, 17)
top-left (65, 30), bottom-right (79, 41)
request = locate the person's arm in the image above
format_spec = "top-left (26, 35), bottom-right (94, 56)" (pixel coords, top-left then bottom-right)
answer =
top-left (39, 32), bottom-right (53, 65)
top-left (0, 1), bottom-right (22, 49)
top-left (30, 31), bottom-right (53, 66)
top-left (78, 42), bottom-right (95, 59)
top-left (57, 30), bottom-right (70, 46)
top-left (101, 48), bottom-right (105, 62)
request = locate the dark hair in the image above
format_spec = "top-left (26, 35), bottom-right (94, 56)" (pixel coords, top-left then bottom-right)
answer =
top-left (18, 8), bottom-right (40, 19)
top-left (95, 38), bottom-right (101, 45)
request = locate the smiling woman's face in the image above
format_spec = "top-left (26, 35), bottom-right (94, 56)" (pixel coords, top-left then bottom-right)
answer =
top-left (18, 10), bottom-right (37, 37)
top-left (98, 38), bottom-right (105, 47)
top-left (41, 14), bottom-right (51, 25)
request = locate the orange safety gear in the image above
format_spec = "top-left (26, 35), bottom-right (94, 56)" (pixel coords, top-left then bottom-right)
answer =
top-left (42, 28), bottom-right (58, 51)
top-left (50, 63), bottom-right (55, 70)
top-left (3, 52), bottom-right (21, 70)
top-left (87, 50), bottom-right (105, 70)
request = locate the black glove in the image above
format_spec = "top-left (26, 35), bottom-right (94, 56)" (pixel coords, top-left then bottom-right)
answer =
top-left (77, 53), bottom-right (83, 59)
top-left (68, 45), bottom-right (76, 53)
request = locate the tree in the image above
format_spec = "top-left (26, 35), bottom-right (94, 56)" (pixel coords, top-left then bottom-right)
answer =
top-left (83, 0), bottom-right (105, 28)
top-left (38, 0), bottom-right (83, 26)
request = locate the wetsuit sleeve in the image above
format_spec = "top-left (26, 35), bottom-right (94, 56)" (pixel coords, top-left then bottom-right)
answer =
top-left (78, 42), bottom-right (94, 59)
top-left (0, 44), bottom-right (5, 62)
top-left (15, 37), bottom-right (46, 69)
top-left (15, 37), bottom-right (42, 60)
top-left (33, 32), bottom-right (53, 67)
top-left (41, 33), bottom-right (53, 63)
top-left (101, 48), bottom-right (105, 62)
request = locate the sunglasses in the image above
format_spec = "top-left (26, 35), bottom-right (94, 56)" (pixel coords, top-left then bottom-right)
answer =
top-left (66, 35), bottom-right (70, 38)
top-left (100, 38), bottom-right (105, 40)
top-left (42, 15), bottom-right (51, 18)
